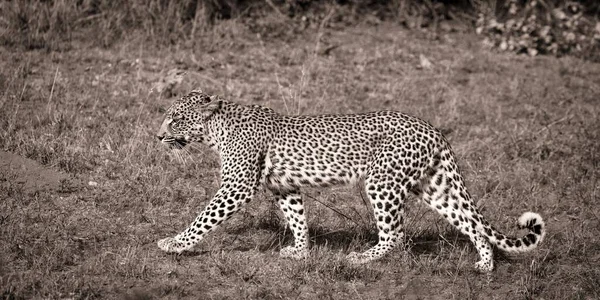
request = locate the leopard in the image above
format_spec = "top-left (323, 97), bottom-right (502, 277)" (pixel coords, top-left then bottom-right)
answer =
top-left (155, 89), bottom-right (546, 272)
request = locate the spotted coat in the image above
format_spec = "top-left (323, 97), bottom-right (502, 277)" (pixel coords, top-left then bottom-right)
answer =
top-left (156, 90), bottom-right (546, 272)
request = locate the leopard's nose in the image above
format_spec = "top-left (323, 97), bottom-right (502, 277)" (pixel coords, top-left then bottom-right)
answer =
top-left (156, 134), bottom-right (164, 141)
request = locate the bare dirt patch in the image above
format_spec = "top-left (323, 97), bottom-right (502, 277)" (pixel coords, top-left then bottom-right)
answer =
top-left (0, 150), bottom-right (77, 194)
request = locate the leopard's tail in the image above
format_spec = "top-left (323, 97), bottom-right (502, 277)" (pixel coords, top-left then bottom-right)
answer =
top-left (479, 212), bottom-right (546, 253)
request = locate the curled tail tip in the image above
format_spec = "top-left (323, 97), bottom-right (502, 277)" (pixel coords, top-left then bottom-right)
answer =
top-left (518, 211), bottom-right (546, 246)
top-left (489, 212), bottom-right (546, 253)
top-left (518, 212), bottom-right (545, 229)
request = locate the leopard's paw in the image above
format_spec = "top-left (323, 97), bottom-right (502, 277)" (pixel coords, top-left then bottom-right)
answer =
top-left (474, 260), bottom-right (494, 273)
top-left (346, 251), bottom-right (372, 264)
top-left (279, 246), bottom-right (309, 260)
top-left (157, 237), bottom-right (187, 253)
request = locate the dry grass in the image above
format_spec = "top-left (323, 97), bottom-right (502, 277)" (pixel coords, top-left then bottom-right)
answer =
top-left (1, 5), bottom-right (600, 299)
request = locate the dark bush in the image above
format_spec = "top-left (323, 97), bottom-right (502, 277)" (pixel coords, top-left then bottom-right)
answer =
top-left (475, 0), bottom-right (600, 60)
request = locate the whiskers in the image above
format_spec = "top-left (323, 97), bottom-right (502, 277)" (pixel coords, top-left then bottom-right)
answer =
top-left (170, 147), bottom-right (195, 165)
top-left (161, 138), bottom-right (196, 165)
top-left (187, 143), bottom-right (205, 152)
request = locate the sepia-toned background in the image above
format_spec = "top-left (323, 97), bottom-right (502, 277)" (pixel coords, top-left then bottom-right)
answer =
top-left (1, 1), bottom-right (599, 299)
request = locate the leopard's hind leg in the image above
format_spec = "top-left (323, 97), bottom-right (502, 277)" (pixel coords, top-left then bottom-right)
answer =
top-left (419, 149), bottom-right (495, 272)
top-left (347, 143), bottom-right (423, 264)
top-left (273, 189), bottom-right (309, 259)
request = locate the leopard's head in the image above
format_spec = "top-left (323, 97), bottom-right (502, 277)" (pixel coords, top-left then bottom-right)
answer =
top-left (156, 89), bottom-right (222, 149)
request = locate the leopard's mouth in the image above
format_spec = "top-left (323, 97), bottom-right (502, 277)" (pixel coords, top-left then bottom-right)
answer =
top-left (161, 137), bottom-right (189, 149)
top-left (172, 138), bottom-right (189, 149)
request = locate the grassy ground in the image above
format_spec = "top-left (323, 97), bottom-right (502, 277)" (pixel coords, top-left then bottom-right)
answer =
top-left (1, 14), bottom-right (599, 299)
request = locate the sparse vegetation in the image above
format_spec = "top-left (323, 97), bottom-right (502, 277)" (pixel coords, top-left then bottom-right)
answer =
top-left (1, 0), bottom-right (599, 299)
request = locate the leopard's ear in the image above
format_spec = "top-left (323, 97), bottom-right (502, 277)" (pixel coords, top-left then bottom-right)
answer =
top-left (200, 95), bottom-right (222, 118)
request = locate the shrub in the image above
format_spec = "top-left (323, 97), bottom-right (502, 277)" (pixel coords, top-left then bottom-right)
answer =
top-left (476, 0), bottom-right (600, 60)
top-left (0, 0), bottom-right (242, 49)
top-left (0, 0), bottom-right (80, 50)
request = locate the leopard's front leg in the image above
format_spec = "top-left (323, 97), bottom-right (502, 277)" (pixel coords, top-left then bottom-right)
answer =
top-left (157, 182), bottom-right (255, 253)
top-left (158, 154), bottom-right (261, 254)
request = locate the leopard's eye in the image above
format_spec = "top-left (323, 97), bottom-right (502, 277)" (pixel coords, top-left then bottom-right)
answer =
top-left (171, 113), bottom-right (183, 121)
